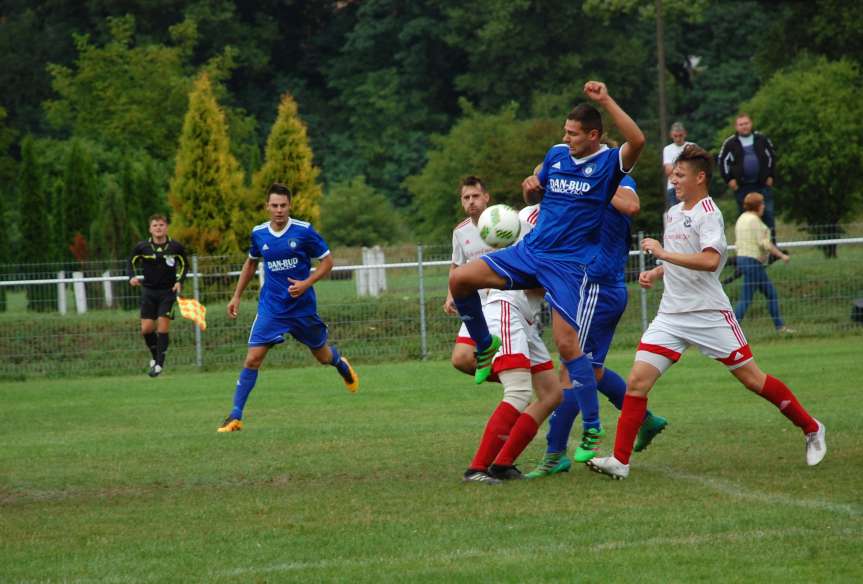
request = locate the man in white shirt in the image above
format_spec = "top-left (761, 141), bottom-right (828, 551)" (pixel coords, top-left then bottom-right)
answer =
top-left (445, 176), bottom-right (495, 373)
top-left (587, 144), bottom-right (825, 480)
top-left (662, 122), bottom-right (690, 209)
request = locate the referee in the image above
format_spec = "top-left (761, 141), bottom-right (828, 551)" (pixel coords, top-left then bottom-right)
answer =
top-left (128, 214), bottom-right (188, 377)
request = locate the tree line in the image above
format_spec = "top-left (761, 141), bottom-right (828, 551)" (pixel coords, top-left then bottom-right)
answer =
top-left (1, 0), bottom-right (861, 269)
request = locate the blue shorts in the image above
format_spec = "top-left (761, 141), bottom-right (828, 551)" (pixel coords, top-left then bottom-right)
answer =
top-left (577, 283), bottom-right (628, 368)
top-left (248, 312), bottom-right (329, 349)
top-left (482, 242), bottom-right (588, 330)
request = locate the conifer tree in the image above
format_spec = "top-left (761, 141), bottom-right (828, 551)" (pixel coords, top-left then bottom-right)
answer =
top-left (169, 73), bottom-right (245, 255)
top-left (18, 136), bottom-right (57, 310)
top-left (250, 93), bottom-right (322, 232)
top-left (60, 139), bottom-right (98, 255)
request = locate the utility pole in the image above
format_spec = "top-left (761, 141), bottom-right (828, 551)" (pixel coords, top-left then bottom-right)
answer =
top-left (656, 0), bottom-right (668, 198)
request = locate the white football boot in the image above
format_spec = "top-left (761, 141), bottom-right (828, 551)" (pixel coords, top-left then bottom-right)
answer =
top-left (587, 455), bottom-right (630, 480)
top-left (805, 419), bottom-right (827, 466)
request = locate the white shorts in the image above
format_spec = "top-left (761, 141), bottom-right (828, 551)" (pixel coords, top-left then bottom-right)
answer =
top-left (456, 300), bottom-right (553, 374)
top-left (635, 310), bottom-right (753, 374)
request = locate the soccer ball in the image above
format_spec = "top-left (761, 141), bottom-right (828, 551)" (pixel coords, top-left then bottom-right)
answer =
top-left (478, 204), bottom-right (521, 248)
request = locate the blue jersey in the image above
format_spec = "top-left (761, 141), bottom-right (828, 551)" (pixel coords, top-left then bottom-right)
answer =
top-left (525, 145), bottom-right (627, 265)
top-left (588, 175), bottom-right (636, 286)
top-left (248, 219), bottom-right (330, 318)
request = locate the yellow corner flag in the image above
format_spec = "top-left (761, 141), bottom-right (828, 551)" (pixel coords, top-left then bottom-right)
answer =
top-left (177, 297), bottom-right (207, 331)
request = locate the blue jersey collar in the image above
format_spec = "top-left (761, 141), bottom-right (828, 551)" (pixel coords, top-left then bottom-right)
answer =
top-left (570, 144), bottom-right (609, 165)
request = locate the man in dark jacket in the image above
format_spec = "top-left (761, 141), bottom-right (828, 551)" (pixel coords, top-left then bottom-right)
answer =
top-left (718, 113), bottom-right (778, 240)
top-left (128, 214), bottom-right (188, 377)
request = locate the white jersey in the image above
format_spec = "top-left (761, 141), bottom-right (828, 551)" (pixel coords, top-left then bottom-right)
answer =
top-left (659, 196), bottom-right (733, 314)
top-left (452, 218), bottom-right (495, 304)
top-left (487, 205), bottom-right (542, 320)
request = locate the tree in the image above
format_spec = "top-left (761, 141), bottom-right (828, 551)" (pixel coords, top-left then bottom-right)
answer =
top-left (44, 15), bottom-right (196, 161)
top-left (406, 102), bottom-right (559, 243)
top-left (320, 177), bottom-right (407, 247)
top-left (17, 136), bottom-right (58, 311)
top-left (169, 73), bottom-right (246, 255)
top-left (59, 140), bottom-right (99, 258)
top-left (250, 93), bottom-right (322, 231)
top-left (731, 57), bottom-right (863, 255)
top-left (322, 0), bottom-right (460, 206)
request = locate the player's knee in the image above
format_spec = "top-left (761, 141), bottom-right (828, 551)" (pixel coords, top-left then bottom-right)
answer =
top-left (626, 372), bottom-right (651, 396)
top-left (448, 269), bottom-right (469, 297)
top-left (500, 369), bottom-right (532, 412)
top-left (244, 354), bottom-right (265, 369)
top-left (451, 344), bottom-right (475, 373)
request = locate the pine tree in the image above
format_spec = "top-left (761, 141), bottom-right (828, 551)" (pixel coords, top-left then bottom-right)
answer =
top-left (18, 136), bottom-right (58, 311)
top-left (169, 73), bottom-right (245, 255)
top-left (250, 93), bottom-right (322, 232)
top-left (60, 139), bottom-right (98, 256)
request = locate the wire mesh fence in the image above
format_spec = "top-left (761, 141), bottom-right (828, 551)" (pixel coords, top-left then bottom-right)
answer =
top-left (1, 224), bottom-right (862, 380)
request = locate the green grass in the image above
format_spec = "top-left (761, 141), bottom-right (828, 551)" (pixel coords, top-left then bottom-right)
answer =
top-left (2, 338), bottom-right (862, 582)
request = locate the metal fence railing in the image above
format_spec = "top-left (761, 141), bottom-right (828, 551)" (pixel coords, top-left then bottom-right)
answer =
top-left (1, 226), bottom-right (861, 379)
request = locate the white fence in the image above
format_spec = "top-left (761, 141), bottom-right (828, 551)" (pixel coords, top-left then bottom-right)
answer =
top-left (0, 232), bottom-right (861, 379)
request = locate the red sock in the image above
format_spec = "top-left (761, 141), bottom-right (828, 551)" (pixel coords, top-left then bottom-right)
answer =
top-left (614, 394), bottom-right (648, 465)
top-left (492, 413), bottom-right (539, 467)
top-left (469, 401), bottom-right (520, 471)
top-left (758, 375), bottom-right (818, 434)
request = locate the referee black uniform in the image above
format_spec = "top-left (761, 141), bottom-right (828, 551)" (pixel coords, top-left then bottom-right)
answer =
top-left (128, 237), bottom-right (188, 320)
top-left (128, 237), bottom-right (188, 376)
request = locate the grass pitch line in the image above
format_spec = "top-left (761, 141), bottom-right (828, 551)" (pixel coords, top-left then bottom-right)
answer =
top-left (217, 528), bottom-right (826, 577)
top-left (645, 464), bottom-right (862, 517)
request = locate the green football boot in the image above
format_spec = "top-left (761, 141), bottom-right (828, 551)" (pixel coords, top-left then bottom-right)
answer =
top-left (525, 452), bottom-right (572, 479)
top-left (474, 335), bottom-right (502, 384)
top-left (573, 427), bottom-right (605, 463)
top-left (634, 413), bottom-right (668, 453)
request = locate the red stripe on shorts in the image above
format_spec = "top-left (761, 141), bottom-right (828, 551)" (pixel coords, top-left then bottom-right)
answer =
top-left (493, 353), bottom-right (531, 374)
top-left (637, 342), bottom-right (682, 362)
top-left (530, 360), bottom-right (554, 374)
top-left (718, 343), bottom-right (753, 366)
top-left (721, 310), bottom-right (746, 346)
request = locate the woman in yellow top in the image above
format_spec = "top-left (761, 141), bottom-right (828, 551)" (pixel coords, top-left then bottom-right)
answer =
top-left (733, 192), bottom-right (792, 332)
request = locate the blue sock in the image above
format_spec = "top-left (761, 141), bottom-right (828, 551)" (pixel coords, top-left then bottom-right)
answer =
top-left (329, 345), bottom-right (350, 377)
top-left (453, 292), bottom-right (492, 351)
top-left (229, 368), bottom-right (259, 420)
top-left (564, 354), bottom-right (600, 431)
top-left (546, 388), bottom-right (581, 453)
top-left (597, 367), bottom-right (626, 410)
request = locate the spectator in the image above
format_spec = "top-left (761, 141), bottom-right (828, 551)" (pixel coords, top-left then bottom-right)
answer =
top-left (733, 192), bottom-right (793, 333)
top-left (718, 113), bottom-right (778, 240)
top-left (662, 122), bottom-right (691, 208)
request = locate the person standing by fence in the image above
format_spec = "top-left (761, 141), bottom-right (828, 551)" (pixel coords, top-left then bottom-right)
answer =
top-left (733, 192), bottom-right (793, 333)
top-left (128, 214), bottom-right (188, 377)
top-left (718, 113), bottom-right (778, 241)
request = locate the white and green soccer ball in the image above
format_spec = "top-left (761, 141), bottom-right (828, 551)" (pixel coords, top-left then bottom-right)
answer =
top-left (478, 204), bottom-right (521, 248)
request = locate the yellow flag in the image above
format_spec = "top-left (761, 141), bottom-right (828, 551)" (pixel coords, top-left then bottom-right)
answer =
top-left (177, 297), bottom-right (207, 331)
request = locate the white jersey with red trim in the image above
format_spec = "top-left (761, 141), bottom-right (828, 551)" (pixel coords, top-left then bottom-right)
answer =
top-left (452, 217), bottom-right (495, 303)
top-left (487, 205), bottom-right (542, 319)
top-left (659, 196), bottom-right (733, 314)
top-left (452, 218), bottom-right (494, 266)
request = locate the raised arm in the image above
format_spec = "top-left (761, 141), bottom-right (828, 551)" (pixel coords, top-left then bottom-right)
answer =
top-left (584, 81), bottom-right (645, 172)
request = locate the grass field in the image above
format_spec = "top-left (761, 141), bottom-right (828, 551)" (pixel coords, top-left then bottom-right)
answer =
top-left (2, 338), bottom-right (862, 583)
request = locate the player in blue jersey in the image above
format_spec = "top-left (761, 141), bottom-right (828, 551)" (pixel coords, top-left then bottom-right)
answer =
top-left (449, 81), bottom-right (645, 471)
top-left (217, 183), bottom-right (358, 433)
top-left (525, 175), bottom-right (668, 477)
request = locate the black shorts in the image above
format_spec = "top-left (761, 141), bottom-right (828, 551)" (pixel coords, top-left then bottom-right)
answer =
top-left (140, 287), bottom-right (177, 320)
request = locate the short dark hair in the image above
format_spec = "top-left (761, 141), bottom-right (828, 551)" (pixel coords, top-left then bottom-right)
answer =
top-left (149, 214), bottom-right (168, 224)
top-left (674, 143), bottom-right (713, 180)
top-left (267, 182), bottom-right (293, 201)
top-left (459, 175), bottom-right (486, 195)
top-left (567, 104), bottom-right (603, 135)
